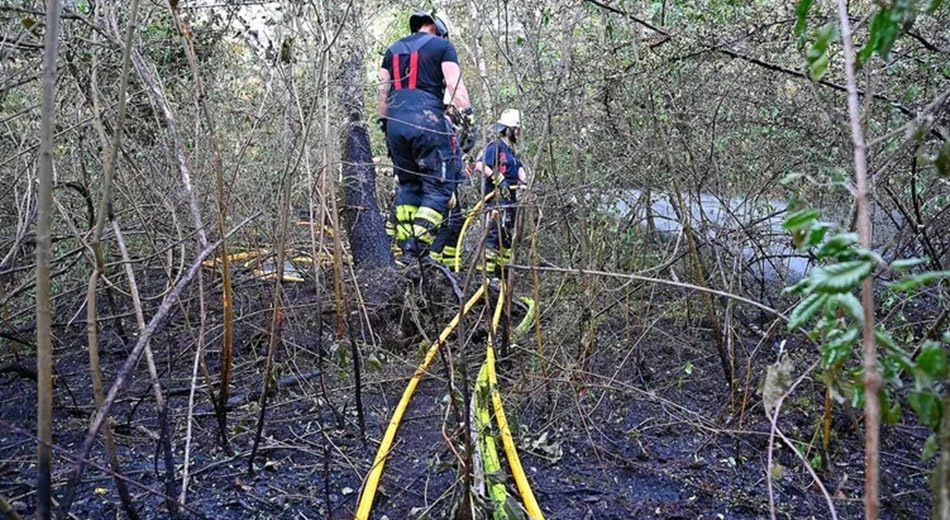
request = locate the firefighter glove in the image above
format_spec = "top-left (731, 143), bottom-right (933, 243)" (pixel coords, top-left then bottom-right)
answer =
top-left (461, 123), bottom-right (478, 154)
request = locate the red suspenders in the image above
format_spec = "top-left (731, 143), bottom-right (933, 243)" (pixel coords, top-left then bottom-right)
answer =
top-left (393, 54), bottom-right (402, 90)
top-left (392, 50), bottom-right (420, 91)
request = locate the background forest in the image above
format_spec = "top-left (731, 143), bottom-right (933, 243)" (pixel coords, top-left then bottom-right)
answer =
top-left (0, 0), bottom-right (948, 518)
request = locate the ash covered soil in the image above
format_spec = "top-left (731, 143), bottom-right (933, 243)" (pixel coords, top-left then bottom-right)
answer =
top-left (0, 270), bottom-right (933, 519)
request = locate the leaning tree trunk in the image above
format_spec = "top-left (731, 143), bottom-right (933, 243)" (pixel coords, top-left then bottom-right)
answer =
top-left (339, 48), bottom-right (392, 271)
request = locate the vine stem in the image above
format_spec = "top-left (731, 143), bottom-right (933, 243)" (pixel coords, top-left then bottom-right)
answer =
top-left (834, 1), bottom-right (880, 518)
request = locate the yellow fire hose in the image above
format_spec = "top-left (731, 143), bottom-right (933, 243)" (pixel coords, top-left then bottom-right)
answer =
top-left (475, 362), bottom-right (509, 518)
top-left (355, 285), bottom-right (486, 520)
top-left (454, 191), bottom-right (496, 272)
top-left (481, 282), bottom-right (545, 520)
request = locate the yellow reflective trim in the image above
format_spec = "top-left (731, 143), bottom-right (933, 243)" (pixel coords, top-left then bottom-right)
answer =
top-left (415, 206), bottom-right (444, 227)
top-left (396, 204), bottom-right (417, 223)
top-left (396, 223), bottom-right (413, 241)
top-left (412, 224), bottom-right (435, 243)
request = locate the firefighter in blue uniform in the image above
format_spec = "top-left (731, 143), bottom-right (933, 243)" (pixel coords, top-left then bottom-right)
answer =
top-left (475, 109), bottom-right (527, 275)
top-left (378, 11), bottom-right (475, 260)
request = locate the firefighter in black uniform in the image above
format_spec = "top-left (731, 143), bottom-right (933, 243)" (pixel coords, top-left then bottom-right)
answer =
top-left (378, 11), bottom-right (476, 259)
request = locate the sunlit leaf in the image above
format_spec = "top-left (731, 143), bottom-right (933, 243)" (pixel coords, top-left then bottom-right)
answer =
top-left (806, 23), bottom-right (838, 81)
top-left (891, 257), bottom-right (930, 271)
top-left (783, 208), bottom-right (820, 231)
top-left (909, 389), bottom-right (942, 430)
top-left (873, 7), bottom-right (900, 60)
top-left (802, 222), bottom-right (832, 250)
top-left (890, 271), bottom-right (950, 292)
top-left (812, 260), bottom-right (874, 293)
top-left (832, 293), bottom-right (864, 324)
top-left (821, 327), bottom-right (859, 369)
top-left (788, 293), bottom-right (829, 330)
top-left (917, 341), bottom-right (948, 380)
top-left (922, 434), bottom-right (939, 460)
top-left (881, 389), bottom-right (902, 424)
top-left (794, 0), bottom-right (813, 36)
top-left (807, 46), bottom-right (830, 81)
top-left (816, 233), bottom-right (859, 259)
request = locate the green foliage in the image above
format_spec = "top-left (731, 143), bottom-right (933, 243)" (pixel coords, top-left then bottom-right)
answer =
top-left (784, 207), bottom-right (950, 459)
top-left (806, 23), bottom-right (837, 81)
top-left (794, 0), bottom-right (813, 37)
top-left (936, 140), bottom-right (950, 178)
top-left (889, 270), bottom-right (950, 291)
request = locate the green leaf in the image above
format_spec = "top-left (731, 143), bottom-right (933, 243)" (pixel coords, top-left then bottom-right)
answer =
top-left (783, 208), bottom-right (820, 232)
top-left (873, 7), bottom-right (901, 60)
top-left (807, 46), bottom-right (830, 81)
top-left (812, 260), bottom-right (874, 293)
top-left (816, 233), bottom-right (859, 259)
top-left (788, 293), bottom-right (829, 330)
top-left (801, 222), bottom-right (832, 250)
top-left (851, 376), bottom-right (865, 408)
top-left (928, 0), bottom-right (944, 14)
top-left (821, 327), bottom-right (860, 369)
top-left (881, 354), bottom-right (905, 387)
top-left (784, 277), bottom-right (812, 295)
top-left (922, 434), bottom-right (939, 460)
top-left (891, 257), bottom-right (930, 271)
top-left (890, 270), bottom-right (950, 292)
top-left (917, 341), bottom-right (948, 380)
top-left (881, 389), bottom-right (902, 425)
top-left (806, 23), bottom-right (838, 81)
top-left (909, 389), bottom-right (942, 430)
top-left (832, 293), bottom-right (864, 324)
top-left (794, 0), bottom-right (813, 36)
top-left (936, 140), bottom-right (950, 178)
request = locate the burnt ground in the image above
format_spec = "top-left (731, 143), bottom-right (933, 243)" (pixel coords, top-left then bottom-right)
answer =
top-left (0, 265), bottom-right (934, 519)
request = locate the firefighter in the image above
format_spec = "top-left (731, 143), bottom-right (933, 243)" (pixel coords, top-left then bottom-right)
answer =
top-left (378, 11), bottom-right (476, 260)
top-left (474, 109), bottom-right (526, 275)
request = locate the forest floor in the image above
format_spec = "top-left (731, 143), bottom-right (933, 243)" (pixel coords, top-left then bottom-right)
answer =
top-left (0, 267), bottom-right (934, 519)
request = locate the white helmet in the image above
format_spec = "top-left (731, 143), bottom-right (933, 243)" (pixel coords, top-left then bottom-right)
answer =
top-left (497, 109), bottom-right (521, 128)
top-left (490, 109), bottom-right (521, 134)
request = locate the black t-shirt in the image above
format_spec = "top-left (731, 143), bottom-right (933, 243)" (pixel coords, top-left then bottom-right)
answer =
top-left (382, 33), bottom-right (459, 106)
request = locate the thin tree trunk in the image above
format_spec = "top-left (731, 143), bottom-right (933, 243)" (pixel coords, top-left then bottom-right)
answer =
top-left (56, 217), bottom-right (255, 518)
top-left (339, 51), bottom-right (392, 272)
top-left (835, 1), bottom-right (879, 518)
top-left (110, 220), bottom-right (179, 514)
top-left (167, 2), bottom-right (235, 447)
top-left (83, 1), bottom-right (142, 516)
top-left (35, 0), bottom-right (62, 517)
top-left (248, 48), bottom-right (295, 473)
top-left (0, 494), bottom-right (22, 520)
top-left (938, 390), bottom-right (950, 519)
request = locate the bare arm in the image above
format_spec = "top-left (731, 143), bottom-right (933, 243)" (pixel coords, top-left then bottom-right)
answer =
top-left (441, 61), bottom-right (471, 110)
top-left (377, 68), bottom-right (391, 118)
top-left (474, 161), bottom-right (492, 177)
top-left (517, 166), bottom-right (527, 184)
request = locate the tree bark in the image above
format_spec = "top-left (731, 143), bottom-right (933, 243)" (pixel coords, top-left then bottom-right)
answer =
top-left (339, 45), bottom-right (392, 271)
top-left (35, 0), bottom-right (62, 517)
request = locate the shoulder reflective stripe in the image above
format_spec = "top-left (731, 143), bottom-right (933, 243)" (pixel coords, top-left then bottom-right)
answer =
top-left (408, 50), bottom-right (419, 90)
top-left (392, 53), bottom-right (402, 90)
